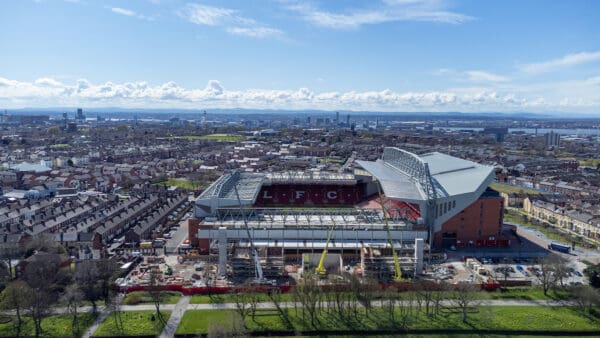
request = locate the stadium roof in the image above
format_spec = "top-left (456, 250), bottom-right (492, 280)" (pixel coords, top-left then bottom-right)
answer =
top-left (357, 147), bottom-right (494, 203)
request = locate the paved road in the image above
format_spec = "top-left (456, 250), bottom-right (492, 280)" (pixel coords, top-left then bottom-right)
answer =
top-left (165, 218), bottom-right (190, 254)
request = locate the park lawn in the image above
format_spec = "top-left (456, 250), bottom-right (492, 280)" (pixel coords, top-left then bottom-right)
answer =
top-left (0, 313), bottom-right (96, 338)
top-left (177, 306), bottom-right (600, 335)
top-left (489, 183), bottom-right (542, 195)
top-left (123, 291), bottom-right (182, 305)
top-left (93, 310), bottom-right (171, 337)
top-left (154, 178), bottom-right (199, 190)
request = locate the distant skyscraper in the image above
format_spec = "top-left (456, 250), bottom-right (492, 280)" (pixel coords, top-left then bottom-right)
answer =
top-left (76, 108), bottom-right (85, 120)
top-left (545, 131), bottom-right (561, 147)
top-left (346, 114), bottom-right (350, 126)
top-left (335, 111), bottom-right (339, 125)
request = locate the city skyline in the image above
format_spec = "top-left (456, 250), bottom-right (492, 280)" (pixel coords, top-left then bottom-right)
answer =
top-left (1, 0), bottom-right (599, 114)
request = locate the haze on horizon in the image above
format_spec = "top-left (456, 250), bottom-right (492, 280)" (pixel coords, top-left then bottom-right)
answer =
top-left (0, 0), bottom-right (599, 115)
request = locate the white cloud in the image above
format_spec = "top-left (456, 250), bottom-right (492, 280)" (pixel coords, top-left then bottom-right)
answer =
top-left (285, 0), bottom-right (473, 30)
top-left (109, 6), bottom-right (154, 21)
top-left (465, 70), bottom-right (510, 83)
top-left (181, 4), bottom-right (236, 26)
top-left (180, 3), bottom-right (282, 39)
top-left (0, 76), bottom-right (599, 113)
top-left (520, 51), bottom-right (600, 74)
top-left (226, 27), bottom-right (283, 38)
top-left (111, 7), bottom-right (136, 17)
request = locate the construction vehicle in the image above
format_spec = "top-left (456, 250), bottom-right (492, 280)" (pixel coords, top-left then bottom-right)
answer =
top-left (315, 219), bottom-right (336, 276)
top-left (177, 249), bottom-right (200, 263)
top-left (376, 181), bottom-right (404, 282)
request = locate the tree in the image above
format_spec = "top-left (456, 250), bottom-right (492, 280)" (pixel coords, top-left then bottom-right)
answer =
top-left (24, 258), bottom-right (65, 338)
top-left (0, 281), bottom-right (32, 338)
top-left (147, 268), bottom-right (167, 325)
top-left (295, 273), bottom-right (321, 328)
top-left (548, 255), bottom-right (571, 289)
top-left (571, 285), bottom-right (600, 314)
top-left (539, 255), bottom-right (570, 295)
top-left (96, 259), bottom-right (118, 305)
top-left (75, 260), bottom-right (101, 313)
top-left (231, 290), bottom-right (251, 327)
top-left (583, 263), bottom-right (600, 288)
top-left (539, 256), bottom-right (557, 296)
top-left (24, 235), bottom-right (66, 257)
top-left (61, 284), bottom-right (84, 336)
top-left (47, 126), bottom-right (60, 136)
top-left (451, 284), bottom-right (479, 323)
top-left (415, 281), bottom-right (435, 316)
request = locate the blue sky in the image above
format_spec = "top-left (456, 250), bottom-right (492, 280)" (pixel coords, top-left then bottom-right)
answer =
top-left (0, 0), bottom-right (599, 114)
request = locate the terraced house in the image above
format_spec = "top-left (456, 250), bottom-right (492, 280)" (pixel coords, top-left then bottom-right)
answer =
top-left (524, 197), bottom-right (600, 243)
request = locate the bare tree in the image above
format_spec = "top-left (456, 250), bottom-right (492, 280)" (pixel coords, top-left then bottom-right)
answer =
top-left (96, 259), bottom-right (118, 306)
top-left (24, 257), bottom-right (67, 338)
top-left (415, 281), bottom-right (434, 316)
top-left (231, 290), bottom-right (250, 328)
top-left (147, 268), bottom-right (166, 325)
top-left (74, 260), bottom-right (101, 313)
top-left (61, 284), bottom-right (84, 336)
top-left (382, 290), bottom-right (397, 324)
top-left (571, 285), bottom-right (600, 314)
top-left (0, 281), bottom-right (32, 337)
top-left (295, 273), bottom-right (321, 328)
top-left (451, 284), bottom-right (479, 323)
top-left (538, 255), bottom-right (569, 296)
top-left (432, 282), bottom-right (448, 316)
top-left (106, 291), bottom-right (124, 334)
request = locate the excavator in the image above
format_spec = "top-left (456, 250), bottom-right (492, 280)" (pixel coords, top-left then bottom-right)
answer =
top-left (376, 181), bottom-right (404, 282)
top-left (315, 218), bottom-right (336, 276)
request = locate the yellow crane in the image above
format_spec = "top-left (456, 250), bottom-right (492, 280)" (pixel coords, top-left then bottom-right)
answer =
top-left (376, 181), bottom-right (404, 282)
top-left (315, 218), bottom-right (336, 276)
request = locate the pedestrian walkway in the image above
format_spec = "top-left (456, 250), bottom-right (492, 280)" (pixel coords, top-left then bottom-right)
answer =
top-left (159, 295), bottom-right (190, 338)
top-left (81, 308), bottom-right (108, 338)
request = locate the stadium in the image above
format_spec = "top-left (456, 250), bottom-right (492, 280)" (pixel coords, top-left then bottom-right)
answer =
top-left (193, 147), bottom-right (506, 283)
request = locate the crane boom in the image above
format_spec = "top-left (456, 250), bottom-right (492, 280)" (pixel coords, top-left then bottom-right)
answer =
top-left (233, 184), bottom-right (264, 282)
top-left (376, 181), bottom-right (404, 282)
top-left (315, 219), bottom-right (336, 275)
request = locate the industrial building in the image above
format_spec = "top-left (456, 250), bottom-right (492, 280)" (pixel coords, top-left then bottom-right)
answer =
top-left (193, 147), bottom-right (505, 282)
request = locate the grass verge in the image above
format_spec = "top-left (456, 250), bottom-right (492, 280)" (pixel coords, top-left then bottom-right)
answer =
top-left (93, 310), bottom-right (171, 337)
top-left (123, 291), bottom-right (182, 305)
top-left (176, 306), bottom-right (600, 335)
top-left (489, 183), bottom-right (542, 195)
top-left (0, 313), bottom-right (96, 338)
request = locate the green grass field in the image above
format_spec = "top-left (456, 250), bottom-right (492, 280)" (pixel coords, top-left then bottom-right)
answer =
top-left (123, 291), bottom-right (182, 305)
top-left (0, 313), bottom-right (96, 338)
top-left (490, 183), bottom-right (542, 195)
top-left (92, 310), bottom-right (171, 337)
top-left (181, 134), bottom-right (245, 141)
top-left (176, 306), bottom-right (600, 335)
top-left (154, 177), bottom-right (199, 190)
